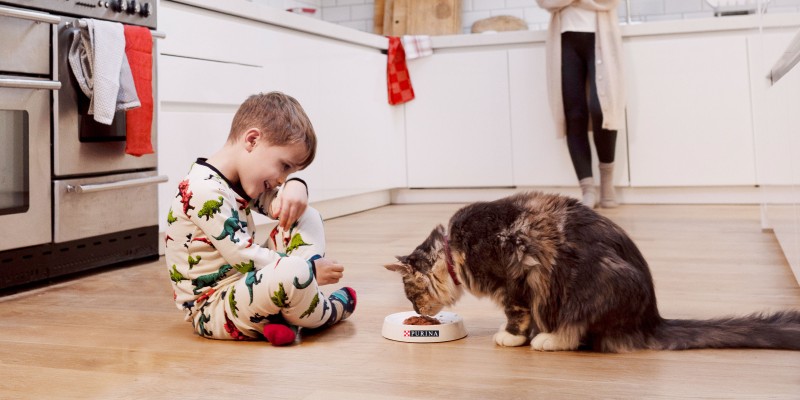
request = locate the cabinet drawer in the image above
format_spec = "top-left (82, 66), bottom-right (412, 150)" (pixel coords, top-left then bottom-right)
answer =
top-left (0, 13), bottom-right (51, 75)
top-left (54, 171), bottom-right (164, 243)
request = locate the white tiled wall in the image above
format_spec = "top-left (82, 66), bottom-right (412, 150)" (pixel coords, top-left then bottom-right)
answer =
top-left (264, 0), bottom-right (800, 34)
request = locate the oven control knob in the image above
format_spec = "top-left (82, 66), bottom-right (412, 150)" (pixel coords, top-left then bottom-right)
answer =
top-left (128, 0), bottom-right (141, 14)
top-left (140, 3), bottom-right (152, 17)
top-left (112, 0), bottom-right (127, 12)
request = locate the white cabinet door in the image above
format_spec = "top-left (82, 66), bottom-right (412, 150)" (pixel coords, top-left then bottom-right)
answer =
top-left (258, 37), bottom-right (407, 201)
top-left (160, 1), bottom-right (266, 66)
top-left (405, 50), bottom-right (513, 187)
top-left (508, 46), bottom-right (629, 187)
top-left (755, 31), bottom-right (800, 280)
top-left (749, 31), bottom-right (797, 186)
top-left (625, 34), bottom-right (756, 187)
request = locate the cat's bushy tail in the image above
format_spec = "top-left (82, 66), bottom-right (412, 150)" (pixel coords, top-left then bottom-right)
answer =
top-left (648, 310), bottom-right (800, 350)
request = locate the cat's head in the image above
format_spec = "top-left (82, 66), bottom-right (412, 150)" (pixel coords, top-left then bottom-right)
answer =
top-left (384, 224), bottom-right (462, 316)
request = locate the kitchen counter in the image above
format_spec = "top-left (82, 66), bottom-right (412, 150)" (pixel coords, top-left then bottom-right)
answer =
top-left (167, 0), bottom-right (386, 49)
top-left (433, 12), bottom-right (800, 49)
top-left (169, 0), bottom-right (800, 50)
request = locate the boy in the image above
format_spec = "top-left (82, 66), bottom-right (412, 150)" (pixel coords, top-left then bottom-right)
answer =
top-left (165, 92), bottom-right (356, 345)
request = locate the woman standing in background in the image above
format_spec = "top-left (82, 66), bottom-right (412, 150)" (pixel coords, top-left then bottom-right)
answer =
top-left (537, 0), bottom-right (625, 208)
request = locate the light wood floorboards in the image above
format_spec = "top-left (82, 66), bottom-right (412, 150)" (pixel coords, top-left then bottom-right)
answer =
top-left (0, 204), bottom-right (799, 399)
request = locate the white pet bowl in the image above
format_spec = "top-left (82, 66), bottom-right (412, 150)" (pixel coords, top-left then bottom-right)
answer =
top-left (381, 311), bottom-right (468, 343)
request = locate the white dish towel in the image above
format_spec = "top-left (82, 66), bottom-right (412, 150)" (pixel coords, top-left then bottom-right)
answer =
top-left (401, 35), bottom-right (433, 60)
top-left (68, 19), bottom-right (140, 125)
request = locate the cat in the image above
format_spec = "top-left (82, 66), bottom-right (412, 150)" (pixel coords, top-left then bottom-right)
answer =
top-left (385, 191), bottom-right (800, 352)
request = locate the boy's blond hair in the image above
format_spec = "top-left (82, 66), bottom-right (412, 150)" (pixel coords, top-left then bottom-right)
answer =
top-left (228, 92), bottom-right (316, 169)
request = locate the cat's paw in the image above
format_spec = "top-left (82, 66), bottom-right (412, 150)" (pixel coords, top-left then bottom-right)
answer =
top-left (493, 330), bottom-right (527, 347)
top-left (531, 333), bottom-right (573, 351)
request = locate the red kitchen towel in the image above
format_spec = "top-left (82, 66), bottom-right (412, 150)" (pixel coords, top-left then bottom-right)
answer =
top-left (123, 25), bottom-right (154, 156)
top-left (386, 36), bottom-right (415, 105)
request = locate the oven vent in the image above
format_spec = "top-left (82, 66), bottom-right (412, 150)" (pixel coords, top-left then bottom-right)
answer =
top-left (0, 226), bottom-right (159, 292)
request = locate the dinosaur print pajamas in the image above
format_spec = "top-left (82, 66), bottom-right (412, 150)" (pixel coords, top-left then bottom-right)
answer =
top-left (165, 159), bottom-right (341, 340)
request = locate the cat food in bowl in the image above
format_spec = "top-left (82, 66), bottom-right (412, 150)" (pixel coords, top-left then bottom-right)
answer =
top-left (382, 311), bottom-right (467, 343)
top-left (403, 315), bottom-right (441, 325)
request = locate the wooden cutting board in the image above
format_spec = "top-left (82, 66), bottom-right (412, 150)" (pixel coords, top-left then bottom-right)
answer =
top-left (374, 0), bottom-right (385, 34)
top-left (380, 0), bottom-right (461, 36)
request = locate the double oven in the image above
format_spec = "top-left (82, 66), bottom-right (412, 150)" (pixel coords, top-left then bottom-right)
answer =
top-left (0, 0), bottom-right (165, 291)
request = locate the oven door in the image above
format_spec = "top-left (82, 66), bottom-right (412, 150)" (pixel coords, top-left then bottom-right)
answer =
top-left (0, 6), bottom-right (60, 252)
top-left (0, 80), bottom-right (59, 252)
top-left (55, 16), bottom-right (158, 177)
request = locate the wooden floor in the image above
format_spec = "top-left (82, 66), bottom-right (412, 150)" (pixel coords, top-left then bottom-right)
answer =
top-left (1, 203), bottom-right (799, 399)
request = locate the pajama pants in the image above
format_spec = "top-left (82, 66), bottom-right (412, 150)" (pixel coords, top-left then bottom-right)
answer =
top-left (193, 207), bottom-right (336, 340)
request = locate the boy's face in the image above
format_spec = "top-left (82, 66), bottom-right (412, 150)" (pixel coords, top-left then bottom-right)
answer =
top-left (239, 137), bottom-right (306, 199)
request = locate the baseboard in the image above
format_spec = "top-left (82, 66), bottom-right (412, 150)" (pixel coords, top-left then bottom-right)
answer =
top-left (391, 186), bottom-right (769, 205)
top-left (158, 185), bottom-right (788, 256)
top-left (311, 189), bottom-right (392, 219)
top-left (155, 186), bottom-right (799, 286)
top-left (158, 190), bottom-right (392, 255)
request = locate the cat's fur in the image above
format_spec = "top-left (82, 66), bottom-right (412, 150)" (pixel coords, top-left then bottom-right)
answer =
top-left (385, 192), bottom-right (800, 352)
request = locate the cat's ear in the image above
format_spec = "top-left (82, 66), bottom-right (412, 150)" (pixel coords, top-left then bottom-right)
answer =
top-left (434, 224), bottom-right (446, 235)
top-left (385, 258), bottom-right (412, 275)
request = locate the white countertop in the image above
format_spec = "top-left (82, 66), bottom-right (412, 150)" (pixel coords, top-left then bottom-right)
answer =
top-left (168, 0), bottom-right (800, 50)
top-left (167, 0), bottom-right (387, 49)
top-left (432, 13), bottom-right (800, 49)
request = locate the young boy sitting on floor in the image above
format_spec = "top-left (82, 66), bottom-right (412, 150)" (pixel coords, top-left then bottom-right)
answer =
top-left (165, 92), bottom-right (356, 345)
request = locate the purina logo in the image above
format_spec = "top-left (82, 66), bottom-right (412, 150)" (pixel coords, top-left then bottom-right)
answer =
top-left (403, 330), bottom-right (440, 337)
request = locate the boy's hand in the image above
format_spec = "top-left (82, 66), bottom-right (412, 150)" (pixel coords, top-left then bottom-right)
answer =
top-left (314, 258), bottom-right (344, 286)
top-left (273, 180), bottom-right (308, 230)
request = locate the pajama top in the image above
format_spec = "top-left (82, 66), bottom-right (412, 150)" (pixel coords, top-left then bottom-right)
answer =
top-left (165, 158), bottom-right (287, 321)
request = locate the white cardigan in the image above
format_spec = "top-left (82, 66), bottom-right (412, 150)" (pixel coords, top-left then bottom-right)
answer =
top-left (536, 0), bottom-right (626, 137)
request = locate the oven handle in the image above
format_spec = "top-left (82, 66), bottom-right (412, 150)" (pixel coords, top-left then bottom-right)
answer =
top-left (71, 20), bottom-right (166, 39)
top-left (0, 78), bottom-right (61, 91)
top-left (0, 5), bottom-right (61, 25)
top-left (66, 175), bottom-right (169, 194)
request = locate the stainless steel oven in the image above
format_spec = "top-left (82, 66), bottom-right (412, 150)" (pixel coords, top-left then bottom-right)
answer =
top-left (0, 5), bottom-right (60, 253)
top-left (0, 0), bottom-right (164, 291)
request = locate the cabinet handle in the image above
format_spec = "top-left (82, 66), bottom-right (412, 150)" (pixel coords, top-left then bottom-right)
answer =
top-left (66, 175), bottom-right (169, 194)
top-left (769, 30), bottom-right (800, 85)
top-left (0, 78), bottom-right (61, 90)
top-left (0, 5), bottom-right (61, 25)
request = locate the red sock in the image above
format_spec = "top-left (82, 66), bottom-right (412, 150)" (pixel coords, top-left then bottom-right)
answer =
top-left (263, 324), bottom-right (296, 346)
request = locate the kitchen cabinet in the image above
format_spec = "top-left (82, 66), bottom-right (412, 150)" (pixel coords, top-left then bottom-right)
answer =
top-left (750, 31), bottom-right (798, 186)
top-left (508, 46), bottom-right (630, 187)
top-left (405, 49), bottom-right (513, 187)
top-left (624, 33), bottom-right (756, 187)
top-left (258, 36), bottom-right (406, 204)
top-left (158, 1), bottom-right (405, 232)
top-left (158, 2), bottom-right (266, 66)
top-left (753, 30), bottom-right (800, 282)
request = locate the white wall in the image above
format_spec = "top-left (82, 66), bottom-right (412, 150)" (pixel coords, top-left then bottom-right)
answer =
top-left (309, 0), bottom-right (800, 34)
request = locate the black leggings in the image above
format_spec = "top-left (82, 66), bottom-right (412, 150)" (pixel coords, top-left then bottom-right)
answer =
top-left (561, 31), bottom-right (617, 180)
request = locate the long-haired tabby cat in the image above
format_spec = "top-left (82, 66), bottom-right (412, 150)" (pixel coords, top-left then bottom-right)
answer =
top-left (385, 192), bottom-right (800, 352)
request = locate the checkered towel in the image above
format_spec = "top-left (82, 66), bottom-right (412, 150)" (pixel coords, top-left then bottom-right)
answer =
top-left (401, 35), bottom-right (433, 60)
top-left (124, 25), bottom-right (154, 157)
top-left (386, 36), bottom-right (415, 105)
